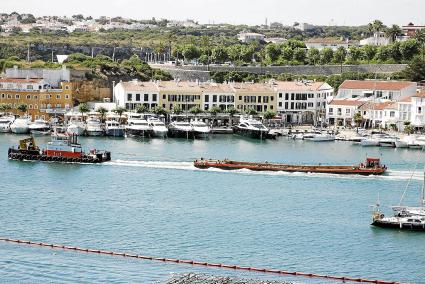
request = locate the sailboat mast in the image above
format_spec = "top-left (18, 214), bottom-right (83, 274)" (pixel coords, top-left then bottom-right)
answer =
top-left (422, 165), bottom-right (425, 208)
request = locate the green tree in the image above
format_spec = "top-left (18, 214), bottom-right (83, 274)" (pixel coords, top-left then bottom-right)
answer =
top-left (281, 46), bottom-right (294, 61)
top-left (385, 25), bottom-right (402, 43)
top-left (264, 44), bottom-right (281, 63)
top-left (293, 48), bottom-right (306, 63)
top-left (306, 48), bottom-right (320, 65)
top-left (96, 106), bottom-right (108, 123)
top-left (370, 20), bottom-right (385, 45)
top-left (16, 103), bottom-right (28, 115)
top-left (353, 112), bottom-right (363, 131)
top-left (172, 105), bottom-right (183, 115)
top-left (401, 59), bottom-right (425, 82)
top-left (399, 39), bottom-right (421, 61)
top-left (348, 46), bottom-right (363, 63)
top-left (263, 110), bottom-right (276, 125)
top-left (189, 106), bottom-right (203, 116)
top-left (246, 108), bottom-right (258, 116)
top-left (78, 103), bottom-right (89, 121)
top-left (135, 104), bottom-right (149, 113)
top-left (226, 106), bottom-right (239, 126)
top-left (389, 42), bottom-right (402, 62)
top-left (208, 106), bottom-right (221, 126)
top-left (414, 29), bottom-right (425, 61)
top-left (182, 44), bottom-right (201, 61)
top-left (211, 46), bottom-right (229, 63)
top-left (320, 48), bottom-right (334, 64)
top-left (113, 106), bottom-right (127, 123)
top-left (362, 45), bottom-right (378, 62)
top-left (375, 46), bottom-right (391, 62)
top-left (152, 106), bottom-right (168, 116)
top-left (333, 46), bottom-right (347, 64)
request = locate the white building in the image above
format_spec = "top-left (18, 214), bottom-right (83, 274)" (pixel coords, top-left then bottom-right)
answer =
top-left (337, 80), bottom-right (417, 101)
top-left (114, 80), bottom-right (159, 110)
top-left (305, 38), bottom-right (358, 51)
top-left (326, 98), bottom-right (368, 126)
top-left (410, 92), bottom-right (425, 127)
top-left (200, 83), bottom-right (235, 111)
top-left (237, 32), bottom-right (265, 43)
top-left (275, 81), bottom-right (334, 124)
top-left (360, 32), bottom-right (391, 46)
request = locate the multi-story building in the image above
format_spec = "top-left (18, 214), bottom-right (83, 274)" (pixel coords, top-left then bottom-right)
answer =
top-left (326, 98), bottom-right (367, 126)
top-left (305, 38), bottom-right (358, 51)
top-left (158, 81), bottom-right (202, 111)
top-left (275, 81), bottom-right (334, 124)
top-left (402, 23), bottom-right (425, 38)
top-left (410, 92), bottom-right (425, 127)
top-left (0, 78), bottom-right (73, 120)
top-left (114, 80), bottom-right (159, 110)
top-left (232, 83), bottom-right (276, 113)
top-left (237, 32), bottom-right (265, 43)
top-left (337, 80), bottom-right (417, 101)
top-left (200, 83), bottom-right (235, 111)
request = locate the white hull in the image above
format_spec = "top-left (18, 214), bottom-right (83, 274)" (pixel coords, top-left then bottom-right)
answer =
top-left (11, 126), bottom-right (30, 134)
top-left (152, 129), bottom-right (168, 138)
top-left (67, 125), bottom-right (86, 136)
top-left (395, 141), bottom-right (409, 148)
top-left (361, 139), bottom-right (380, 147)
top-left (194, 131), bottom-right (210, 138)
top-left (86, 129), bottom-right (104, 136)
top-left (0, 125), bottom-right (11, 133)
top-left (31, 130), bottom-right (51, 136)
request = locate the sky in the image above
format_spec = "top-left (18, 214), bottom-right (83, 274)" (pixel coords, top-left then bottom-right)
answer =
top-left (1, 0), bottom-right (424, 26)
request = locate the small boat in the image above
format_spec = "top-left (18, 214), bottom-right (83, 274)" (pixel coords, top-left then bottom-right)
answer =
top-left (194, 157), bottom-right (387, 176)
top-left (361, 138), bottom-right (380, 147)
top-left (29, 119), bottom-right (51, 136)
top-left (190, 119), bottom-right (210, 139)
top-left (8, 135), bottom-right (111, 163)
top-left (148, 117), bottom-right (168, 138)
top-left (304, 133), bottom-right (335, 142)
top-left (379, 137), bottom-right (397, 148)
top-left (66, 116), bottom-right (86, 136)
top-left (168, 121), bottom-right (194, 138)
top-left (105, 120), bottom-right (125, 137)
top-left (10, 116), bottom-right (31, 134)
top-left (0, 115), bottom-right (15, 133)
top-left (233, 116), bottom-right (270, 140)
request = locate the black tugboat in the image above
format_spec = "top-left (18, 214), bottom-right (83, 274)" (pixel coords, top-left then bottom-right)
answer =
top-left (8, 134), bottom-right (111, 163)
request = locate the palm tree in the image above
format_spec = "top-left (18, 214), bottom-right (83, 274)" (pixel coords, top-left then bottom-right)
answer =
top-left (113, 106), bottom-right (127, 124)
top-left (246, 108), bottom-right (258, 116)
top-left (263, 110), bottom-right (276, 126)
top-left (385, 25), bottom-right (402, 43)
top-left (414, 29), bottom-right (425, 61)
top-left (172, 105), bottom-right (183, 116)
top-left (152, 106), bottom-right (168, 116)
top-left (208, 106), bottom-right (221, 127)
top-left (135, 104), bottom-right (149, 114)
top-left (0, 103), bottom-right (6, 112)
top-left (1, 103), bottom-right (12, 114)
top-left (353, 112), bottom-right (363, 132)
top-left (226, 107), bottom-right (239, 126)
top-left (78, 103), bottom-right (90, 122)
top-left (16, 103), bottom-right (28, 115)
top-left (370, 20), bottom-right (385, 45)
top-left (96, 106), bottom-right (108, 123)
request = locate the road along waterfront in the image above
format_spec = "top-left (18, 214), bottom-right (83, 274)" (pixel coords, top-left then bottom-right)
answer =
top-left (0, 134), bottom-right (424, 283)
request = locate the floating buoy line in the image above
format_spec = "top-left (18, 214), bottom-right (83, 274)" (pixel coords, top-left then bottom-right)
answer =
top-left (0, 237), bottom-right (402, 284)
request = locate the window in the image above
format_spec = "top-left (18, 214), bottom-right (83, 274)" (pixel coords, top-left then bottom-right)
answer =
top-left (329, 108), bottom-right (333, 114)
top-left (56, 95), bottom-right (61, 99)
top-left (26, 95), bottom-right (31, 99)
top-left (279, 93), bottom-right (282, 98)
top-left (152, 94), bottom-right (157, 101)
top-left (270, 96), bottom-right (274, 101)
top-left (239, 96), bottom-right (242, 100)
top-left (204, 95), bottom-right (209, 102)
top-left (308, 93), bottom-right (314, 99)
top-left (163, 95), bottom-right (166, 100)
top-left (15, 94), bottom-right (20, 99)
top-left (285, 93), bottom-right (289, 100)
top-left (213, 95), bottom-right (217, 103)
top-left (127, 93), bottom-right (132, 101)
top-left (8, 94), bottom-right (12, 99)
top-left (279, 102), bottom-right (282, 107)
top-left (28, 104), bottom-right (33, 109)
top-left (27, 85), bottom-right (33, 90)
top-left (285, 102), bottom-right (288, 109)
top-left (65, 95), bottom-right (69, 99)
top-left (136, 94), bottom-right (141, 101)
top-left (346, 109), bottom-right (351, 114)
top-left (390, 111), bottom-right (395, 117)
top-left (418, 107), bottom-right (422, 114)
top-left (258, 96), bottom-right (262, 103)
top-left (34, 104), bottom-right (38, 109)
top-left (144, 94), bottom-right (149, 101)
top-left (291, 93), bottom-right (294, 100)
top-left (65, 85), bottom-right (70, 90)
top-left (1, 93), bottom-right (4, 98)
top-left (308, 102), bottom-right (313, 107)
top-left (34, 95), bottom-right (38, 99)
top-left (56, 104), bottom-right (61, 108)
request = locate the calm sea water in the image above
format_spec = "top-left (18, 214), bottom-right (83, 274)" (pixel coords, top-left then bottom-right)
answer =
top-left (0, 134), bottom-right (424, 284)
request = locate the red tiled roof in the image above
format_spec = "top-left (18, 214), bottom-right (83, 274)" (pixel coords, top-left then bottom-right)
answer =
top-left (0, 78), bottom-right (43, 83)
top-left (274, 81), bottom-right (329, 91)
top-left (328, 99), bottom-right (365, 106)
top-left (412, 91), bottom-right (425, 98)
top-left (339, 80), bottom-right (416, 91)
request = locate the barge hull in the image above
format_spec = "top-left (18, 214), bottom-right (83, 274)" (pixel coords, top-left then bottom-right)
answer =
top-left (8, 149), bottom-right (111, 164)
top-left (372, 221), bottom-right (425, 231)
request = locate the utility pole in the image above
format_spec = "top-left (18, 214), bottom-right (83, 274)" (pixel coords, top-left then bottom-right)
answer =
top-left (27, 43), bottom-right (30, 62)
top-left (91, 47), bottom-right (94, 58)
top-left (112, 46), bottom-right (116, 62)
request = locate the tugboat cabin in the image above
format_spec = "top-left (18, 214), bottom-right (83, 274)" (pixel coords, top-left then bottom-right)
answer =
top-left (364, 158), bottom-right (382, 168)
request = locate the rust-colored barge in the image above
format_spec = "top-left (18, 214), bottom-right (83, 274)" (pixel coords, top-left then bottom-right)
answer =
top-left (194, 157), bottom-right (387, 176)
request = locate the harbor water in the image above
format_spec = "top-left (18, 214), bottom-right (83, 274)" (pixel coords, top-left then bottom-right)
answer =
top-left (0, 134), bottom-right (424, 283)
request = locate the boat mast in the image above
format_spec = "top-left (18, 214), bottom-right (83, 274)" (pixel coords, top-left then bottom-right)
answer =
top-left (422, 165), bottom-right (425, 208)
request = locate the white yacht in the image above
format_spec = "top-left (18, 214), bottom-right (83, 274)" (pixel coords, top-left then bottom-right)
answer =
top-left (233, 116), bottom-right (269, 140)
top-left (105, 120), bottom-right (125, 137)
top-left (0, 114), bottom-right (15, 133)
top-left (86, 116), bottom-right (104, 136)
top-left (29, 119), bottom-right (51, 136)
top-left (66, 115), bottom-right (86, 136)
top-left (126, 113), bottom-right (152, 137)
top-left (168, 121), bottom-right (194, 138)
top-left (304, 132), bottom-right (335, 142)
top-left (148, 117), bottom-right (168, 138)
top-left (10, 116), bottom-right (31, 134)
top-left (190, 119), bottom-right (210, 139)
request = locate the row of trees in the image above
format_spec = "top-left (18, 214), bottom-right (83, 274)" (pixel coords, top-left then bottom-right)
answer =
top-left (0, 103), bottom-right (28, 114)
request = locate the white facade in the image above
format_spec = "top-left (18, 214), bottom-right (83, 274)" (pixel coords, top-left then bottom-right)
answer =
top-left (114, 80), bottom-right (159, 111)
top-left (276, 81), bottom-right (333, 124)
top-left (410, 95), bottom-right (425, 127)
top-left (202, 93), bottom-right (235, 111)
top-left (360, 32), bottom-right (391, 46)
top-left (237, 33), bottom-right (265, 43)
top-left (326, 99), bottom-right (367, 126)
top-left (305, 38), bottom-right (356, 51)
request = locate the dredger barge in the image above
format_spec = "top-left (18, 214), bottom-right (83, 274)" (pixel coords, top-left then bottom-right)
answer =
top-left (194, 157), bottom-right (387, 175)
top-left (8, 134), bottom-right (111, 163)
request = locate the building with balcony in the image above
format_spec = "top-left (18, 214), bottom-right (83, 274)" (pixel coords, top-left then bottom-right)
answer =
top-left (114, 80), bottom-right (159, 111)
top-left (326, 98), bottom-right (367, 126)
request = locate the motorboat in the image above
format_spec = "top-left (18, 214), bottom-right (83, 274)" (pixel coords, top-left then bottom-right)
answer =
top-left (105, 120), bottom-right (125, 137)
top-left (233, 116), bottom-right (270, 140)
top-left (148, 117), bottom-right (168, 138)
top-left (0, 114), bottom-right (15, 133)
top-left (29, 119), bottom-right (51, 136)
top-left (66, 116), bottom-right (86, 136)
top-left (379, 137), bottom-right (397, 148)
top-left (190, 119), bottom-right (210, 139)
top-left (10, 116), bottom-right (31, 134)
top-left (86, 116), bottom-right (104, 136)
top-left (168, 121), bottom-right (194, 138)
top-left (126, 113), bottom-right (152, 137)
top-left (304, 132), bottom-right (335, 142)
top-left (395, 136), bottom-right (415, 148)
